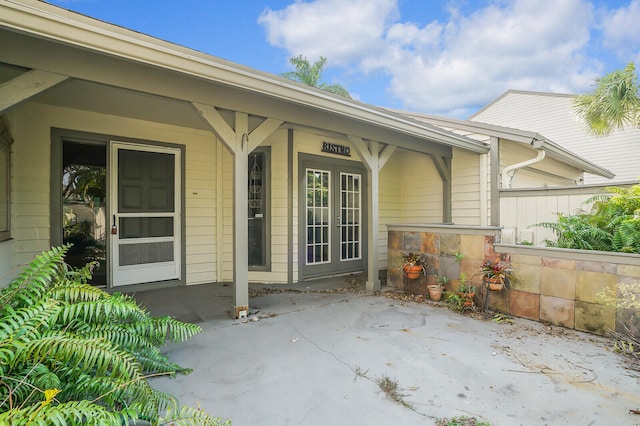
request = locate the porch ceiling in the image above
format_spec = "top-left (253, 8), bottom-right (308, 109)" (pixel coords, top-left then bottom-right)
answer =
top-left (32, 78), bottom-right (211, 131)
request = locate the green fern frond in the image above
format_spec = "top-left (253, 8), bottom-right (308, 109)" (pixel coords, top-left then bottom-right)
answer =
top-left (46, 280), bottom-right (106, 304)
top-left (0, 399), bottom-right (138, 426)
top-left (20, 335), bottom-right (140, 380)
top-left (0, 245), bottom-right (69, 309)
top-left (0, 299), bottom-right (59, 344)
top-left (73, 323), bottom-right (155, 353)
top-left (159, 405), bottom-right (231, 426)
top-left (134, 346), bottom-right (190, 375)
top-left (126, 388), bottom-right (180, 423)
top-left (57, 296), bottom-right (145, 325)
top-left (612, 218), bottom-right (640, 253)
top-left (151, 316), bottom-right (202, 343)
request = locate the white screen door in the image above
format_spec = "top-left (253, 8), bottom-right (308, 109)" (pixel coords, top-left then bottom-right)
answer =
top-left (110, 142), bottom-right (181, 286)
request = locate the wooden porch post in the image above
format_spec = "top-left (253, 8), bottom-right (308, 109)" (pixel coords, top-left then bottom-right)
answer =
top-left (348, 135), bottom-right (396, 292)
top-left (192, 102), bottom-right (282, 318)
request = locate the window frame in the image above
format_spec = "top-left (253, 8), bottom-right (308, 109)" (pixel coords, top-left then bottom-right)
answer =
top-left (248, 147), bottom-right (271, 271)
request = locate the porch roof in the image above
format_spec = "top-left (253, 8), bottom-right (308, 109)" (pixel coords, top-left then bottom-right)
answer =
top-left (398, 111), bottom-right (615, 179)
top-left (0, 0), bottom-right (488, 155)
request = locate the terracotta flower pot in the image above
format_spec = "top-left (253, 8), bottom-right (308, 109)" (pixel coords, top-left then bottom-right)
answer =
top-left (403, 265), bottom-right (423, 280)
top-left (459, 292), bottom-right (475, 307)
top-left (427, 285), bottom-right (443, 301)
top-left (486, 277), bottom-right (504, 291)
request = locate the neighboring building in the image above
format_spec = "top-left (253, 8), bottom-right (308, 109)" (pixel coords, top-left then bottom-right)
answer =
top-left (470, 90), bottom-right (640, 185)
top-left (465, 90), bottom-right (639, 245)
top-left (0, 0), bottom-right (493, 316)
top-left (397, 112), bottom-right (614, 245)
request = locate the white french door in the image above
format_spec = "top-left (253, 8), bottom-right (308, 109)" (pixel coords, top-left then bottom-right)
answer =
top-left (109, 142), bottom-right (181, 286)
top-left (301, 158), bottom-right (365, 278)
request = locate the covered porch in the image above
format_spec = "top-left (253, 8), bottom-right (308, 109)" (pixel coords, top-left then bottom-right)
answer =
top-left (0, 0), bottom-right (488, 318)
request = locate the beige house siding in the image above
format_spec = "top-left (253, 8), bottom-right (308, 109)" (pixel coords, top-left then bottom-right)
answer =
top-left (379, 152), bottom-right (402, 268)
top-left (452, 148), bottom-right (481, 225)
top-left (472, 91), bottom-right (639, 185)
top-left (400, 151), bottom-right (443, 223)
top-left (8, 101), bottom-right (219, 285)
top-left (0, 240), bottom-right (15, 287)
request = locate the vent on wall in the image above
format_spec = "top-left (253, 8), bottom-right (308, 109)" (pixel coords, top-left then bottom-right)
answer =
top-left (501, 228), bottom-right (515, 244)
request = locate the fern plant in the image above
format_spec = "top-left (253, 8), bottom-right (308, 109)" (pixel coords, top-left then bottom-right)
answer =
top-left (536, 183), bottom-right (640, 254)
top-left (0, 245), bottom-right (229, 425)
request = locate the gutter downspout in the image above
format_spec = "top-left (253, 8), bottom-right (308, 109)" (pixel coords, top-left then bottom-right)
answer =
top-left (502, 149), bottom-right (546, 188)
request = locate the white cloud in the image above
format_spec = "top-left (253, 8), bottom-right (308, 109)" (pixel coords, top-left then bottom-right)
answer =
top-left (258, 0), bottom-right (397, 65)
top-left (259, 0), bottom-right (601, 116)
top-left (601, 0), bottom-right (640, 64)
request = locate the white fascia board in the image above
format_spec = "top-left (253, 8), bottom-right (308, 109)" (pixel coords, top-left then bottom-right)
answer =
top-left (0, 0), bottom-right (488, 154)
top-left (400, 110), bottom-right (614, 178)
top-left (538, 140), bottom-right (615, 179)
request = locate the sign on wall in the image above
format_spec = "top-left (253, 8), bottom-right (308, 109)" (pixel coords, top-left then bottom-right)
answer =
top-left (321, 141), bottom-right (351, 157)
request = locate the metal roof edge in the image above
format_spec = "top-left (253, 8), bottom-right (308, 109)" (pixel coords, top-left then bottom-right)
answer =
top-left (396, 110), bottom-right (615, 179)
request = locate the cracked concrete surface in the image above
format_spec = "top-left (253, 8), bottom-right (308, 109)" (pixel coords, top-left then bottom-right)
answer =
top-left (135, 284), bottom-right (640, 426)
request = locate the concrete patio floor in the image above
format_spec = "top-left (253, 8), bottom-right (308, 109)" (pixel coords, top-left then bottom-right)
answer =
top-left (133, 278), bottom-right (640, 426)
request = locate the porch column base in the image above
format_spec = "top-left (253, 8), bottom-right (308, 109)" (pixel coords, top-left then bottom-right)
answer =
top-left (366, 280), bottom-right (381, 292)
top-left (231, 304), bottom-right (249, 319)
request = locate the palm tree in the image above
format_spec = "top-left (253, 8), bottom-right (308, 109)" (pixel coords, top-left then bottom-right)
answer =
top-left (281, 55), bottom-right (351, 98)
top-left (574, 62), bottom-right (640, 136)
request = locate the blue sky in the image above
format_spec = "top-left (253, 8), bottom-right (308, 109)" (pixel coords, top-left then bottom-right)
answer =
top-left (47, 0), bottom-right (640, 118)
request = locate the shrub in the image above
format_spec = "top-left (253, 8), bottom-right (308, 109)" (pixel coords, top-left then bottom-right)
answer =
top-left (536, 183), bottom-right (640, 253)
top-left (0, 245), bottom-right (228, 425)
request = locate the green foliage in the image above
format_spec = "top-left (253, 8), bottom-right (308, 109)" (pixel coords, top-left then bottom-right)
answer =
top-left (437, 415), bottom-right (492, 426)
top-left (536, 212), bottom-right (612, 251)
top-left (574, 62), bottom-right (640, 136)
top-left (536, 183), bottom-right (640, 253)
top-left (445, 281), bottom-right (476, 312)
top-left (0, 245), bottom-right (228, 425)
top-left (281, 55), bottom-right (351, 97)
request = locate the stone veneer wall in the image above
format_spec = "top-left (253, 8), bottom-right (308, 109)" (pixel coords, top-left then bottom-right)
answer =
top-left (387, 225), bottom-right (640, 338)
top-left (493, 243), bottom-right (640, 338)
top-left (387, 225), bottom-right (502, 296)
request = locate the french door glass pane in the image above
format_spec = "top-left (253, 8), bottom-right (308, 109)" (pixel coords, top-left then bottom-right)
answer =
top-left (340, 172), bottom-right (361, 261)
top-left (306, 168), bottom-right (330, 265)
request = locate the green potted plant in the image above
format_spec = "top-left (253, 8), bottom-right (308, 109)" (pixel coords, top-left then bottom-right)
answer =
top-left (400, 252), bottom-right (428, 279)
top-left (479, 257), bottom-right (513, 291)
top-left (445, 273), bottom-right (477, 311)
top-left (429, 252), bottom-right (463, 301)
